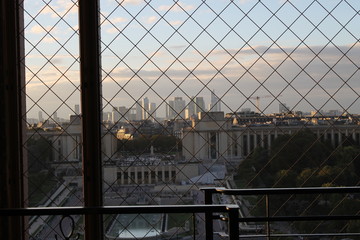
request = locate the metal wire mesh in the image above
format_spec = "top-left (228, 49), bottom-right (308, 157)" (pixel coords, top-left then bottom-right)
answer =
top-left (21, 0), bottom-right (360, 239)
top-left (21, 0), bottom-right (84, 238)
top-left (100, 0), bottom-right (360, 238)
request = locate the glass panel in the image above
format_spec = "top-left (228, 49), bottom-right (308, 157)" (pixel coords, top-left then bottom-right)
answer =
top-left (22, 0), bottom-right (84, 238)
top-left (100, 0), bottom-right (360, 237)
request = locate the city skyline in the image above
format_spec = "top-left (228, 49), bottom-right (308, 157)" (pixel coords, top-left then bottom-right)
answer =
top-left (7, 1), bottom-right (360, 238)
top-left (24, 0), bottom-right (360, 122)
top-left (28, 100), bottom-right (353, 125)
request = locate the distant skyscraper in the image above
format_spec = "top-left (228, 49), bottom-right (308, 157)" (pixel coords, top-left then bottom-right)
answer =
top-left (166, 100), bottom-right (173, 119)
top-left (327, 109), bottom-right (341, 116)
top-left (112, 106), bottom-right (128, 123)
top-left (186, 96), bottom-right (206, 119)
top-left (209, 90), bottom-right (221, 112)
top-left (38, 111), bottom-right (43, 122)
top-left (74, 104), bottom-right (80, 115)
top-left (279, 103), bottom-right (290, 113)
top-left (112, 107), bottom-right (120, 123)
top-left (166, 97), bottom-right (186, 119)
top-left (187, 96), bottom-right (196, 119)
top-left (53, 111), bottom-right (58, 122)
top-left (119, 106), bottom-right (128, 119)
top-left (128, 108), bottom-right (137, 121)
top-left (102, 112), bottom-right (111, 122)
top-left (195, 96), bottom-right (206, 113)
top-left (149, 102), bottom-right (156, 119)
top-left (141, 97), bottom-right (150, 120)
top-left (136, 101), bottom-right (142, 120)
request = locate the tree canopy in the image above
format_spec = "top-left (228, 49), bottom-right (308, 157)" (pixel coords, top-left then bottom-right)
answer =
top-left (118, 135), bottom-right (180, 154)
top-left (236, 129), bottom-right (360, 188)
top-left (235, 129), bottom-right (360, 233)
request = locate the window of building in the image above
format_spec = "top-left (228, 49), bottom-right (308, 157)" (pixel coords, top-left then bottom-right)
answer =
top-left (1, 0), bottom-right (359, 238)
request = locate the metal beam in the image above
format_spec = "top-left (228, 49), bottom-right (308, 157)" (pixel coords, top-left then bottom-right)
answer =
top-left (0, 204), bottom-right (234, 216)
top-left (0, 0), bottom-right (25, 239)
top-left (204, 187), bottom-right (214, 240)
top-left (78, 0), bottom-right (103, 239)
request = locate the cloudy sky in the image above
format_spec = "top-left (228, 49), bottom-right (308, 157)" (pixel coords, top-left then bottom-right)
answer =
top-left (24, 0), bottom-right (360, 120)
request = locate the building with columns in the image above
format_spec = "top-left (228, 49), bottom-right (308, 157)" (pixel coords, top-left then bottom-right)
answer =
top-left (27, 115), bottom-right (118, 182)
top-left (182, 112), bottom-right (360, 164)
top-left (104, 160), bottom-right (199, 185)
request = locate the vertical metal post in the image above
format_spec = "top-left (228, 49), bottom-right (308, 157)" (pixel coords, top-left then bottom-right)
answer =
top-left (192, 213), bottom-right (196, 239)
top-left (228, 206), bottom-right (239, 240)
top-left (265, 194), bottom-right (270, 240)
top-left (204, 189), bottom-right (214, 240)
top-left (78, 0), bottom-right (103, 239)
top-left (0, 0), bottom-right (25, 239)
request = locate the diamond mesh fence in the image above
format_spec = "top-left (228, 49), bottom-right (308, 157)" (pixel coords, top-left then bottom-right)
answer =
top-left (21, 0), bottom-right (84, 238)
top-left (100, 0), bottom-right (360, 238)
top-left (22, 0), bottom-right (360, 239)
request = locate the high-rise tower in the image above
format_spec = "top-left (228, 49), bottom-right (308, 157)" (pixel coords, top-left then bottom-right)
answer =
top-left (209, 90), bottom-right (221, 112)
top-left (141, 97), bottom-right (150, 120)
top-left (74, 104), bottom-right (80, 115)
top-left (166, 97), bottom-right (186, 119)
top-left (38, 111), bottom-right (43, 122)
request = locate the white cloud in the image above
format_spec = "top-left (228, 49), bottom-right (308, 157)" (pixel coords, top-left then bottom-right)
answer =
top-left (112, 17), bottom-right (127, 24)
top-left (25, 43), bottom-right (360, 117)
top-left (42, 37), bottom-right (58, 43)
top-left (26, 67), bottom-right (79, 87)
top-left (158, 2), bottom-right (194, 12)
top-left (145, 16), bottom-right (158, 24)
top-left (29, 25), bottom-right (54, 34)
top-left (169, 20), bottom-right (183, 26)
top-left (26, 54), bottom-right (79, 60)
top-left (106, 27), bottom-right (120, 34)
top-left (100, 44), bottom-right (360, 98)
top-left (41, 5), bottom-right (58, 15)
top-left (40, 0), bottom-right (78, 18)
top-left (101, 17), bottom-right (128, 27)
top-left (30, 25), bottom-right (45, 34)
top-left (56, 0), bottom-right (78, 15)
top-left (121, 0), bottom-right (142, 6)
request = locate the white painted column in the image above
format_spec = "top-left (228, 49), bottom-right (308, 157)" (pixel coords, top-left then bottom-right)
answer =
top-left (353, 132), bottom-right (356, 142)
top-left (247, 131), bottom-right (251, 155)
top-left (121, 169), bottom-right (124, 185)
top-left (338, 131), bottom-right (342, 146)
top-left (331, 129), bottom-right (335, 146)
top-left (162, 165), bottom-right (165, 182)
top-left (135, 168), bottom-right (138, 184)
top-left (141, 166), bottom-right (145, 184)
top-left (238, 132), bottom-right (243, 158)
top-left (268, 133), bottom-right (272, 150)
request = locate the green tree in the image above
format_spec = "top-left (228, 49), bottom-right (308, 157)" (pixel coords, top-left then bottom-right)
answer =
top-left (150, 135), bottom-right (178, 153)
top-left (236, 129), bottom-right (360, 234)
top-left (269, 130), bottom-right (332, 176)
top-left (118, 134), bottom-right (181, 154)
top-left (237, 129), bottom-right (359, 188)
top-left (236, 147), bottom-right (269, 187)
top-left (274, 169), bottom-right (297, 187)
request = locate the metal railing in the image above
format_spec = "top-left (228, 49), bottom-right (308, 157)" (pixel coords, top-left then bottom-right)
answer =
top-left (2, 187), bottom-right (360, 239)
top-left (0, 204), bottom-right (239, 240)
top-left (203, 186), bottom-right (360, 240)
